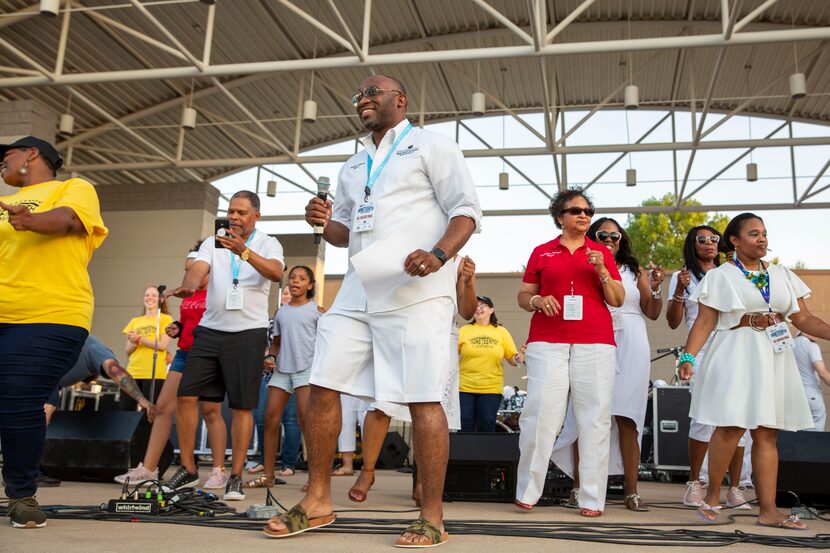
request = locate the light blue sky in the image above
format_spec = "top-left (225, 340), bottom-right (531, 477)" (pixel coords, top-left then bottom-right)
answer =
top-left (216, 109), bottom-right (829, 273)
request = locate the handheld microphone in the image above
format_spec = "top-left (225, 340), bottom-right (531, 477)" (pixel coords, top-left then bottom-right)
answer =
top-left (314, 176), bottom-right (331, 245)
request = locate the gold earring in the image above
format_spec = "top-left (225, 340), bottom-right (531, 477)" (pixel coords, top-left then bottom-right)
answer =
top-left (17, 162), bottom-right (28, 176)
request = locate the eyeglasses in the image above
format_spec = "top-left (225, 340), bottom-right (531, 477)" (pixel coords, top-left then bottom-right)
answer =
top-left (595, 231), bottom-right (621, 242)
top-left (351, 86), bottom-right (404, 107)
top-left (560, 207), bottom-right (595, 217)
top-left (695, 235), bottom-right (720, 244)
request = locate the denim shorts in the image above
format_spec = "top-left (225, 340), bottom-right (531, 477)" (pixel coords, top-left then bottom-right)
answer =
top-left (168, 349), bottom-right (188, 373)
top-left (268, 369), bottom-right (311, 394)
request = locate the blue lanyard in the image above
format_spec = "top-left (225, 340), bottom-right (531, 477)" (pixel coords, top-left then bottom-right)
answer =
top-left (733, 253), bottom-right (771, 307)
top-left (230, 230), bottom-right (256, 287)
top-left (364, 123), bottom-right (413, 201)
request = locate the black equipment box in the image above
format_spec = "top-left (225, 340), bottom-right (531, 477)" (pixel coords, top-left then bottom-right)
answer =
top-left (652, 386), bottom-right (691, 471)
top-left (443, 433), bottom-right (520, 502)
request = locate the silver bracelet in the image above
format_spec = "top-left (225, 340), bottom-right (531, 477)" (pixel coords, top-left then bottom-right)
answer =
top-left (528, 294), bottom-right (541, 311)
top-left (600, 275), bottom-right (611, 284)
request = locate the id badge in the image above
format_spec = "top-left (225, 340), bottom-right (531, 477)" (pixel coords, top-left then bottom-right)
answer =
top-left (563, 295), bottom-right (583, 321)
top-left (353, 201), bottom-right (375, 233)
top-left (766, 321), bottom-right (795, 352)
top-left (611, 310), bottom-right (624, 331)
top-left (226, 287), bottom-right (244, 310)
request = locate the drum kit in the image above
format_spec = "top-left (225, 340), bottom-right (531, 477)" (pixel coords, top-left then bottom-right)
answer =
top-left (496, 388), bottom-right (526, 433)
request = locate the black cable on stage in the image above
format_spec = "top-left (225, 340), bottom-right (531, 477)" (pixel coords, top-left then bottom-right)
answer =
top-left (4, 502), bottom-right (830, 548)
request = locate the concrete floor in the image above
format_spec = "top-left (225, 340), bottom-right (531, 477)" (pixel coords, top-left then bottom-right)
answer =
top-left (3, 467), bottom-right (829, 552)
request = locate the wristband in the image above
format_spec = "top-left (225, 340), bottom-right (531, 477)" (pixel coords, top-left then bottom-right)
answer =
top-left (678, 352), bottom-right (696, 367)
top-left (600, 274), bottom-right (611, 284)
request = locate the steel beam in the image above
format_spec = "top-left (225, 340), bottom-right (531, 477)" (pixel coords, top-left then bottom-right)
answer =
top-left (798, 157), bottom-right (830, 204)
top-left (470, 0), bottom-right (534, 46)
top-left (129, 0), bottom-right (205, 71)
top-left (277, 0), bottom-right (355, 55)
top-left (62, 135), bottom-right (830, 173)
top-left (583, 113), bottom-right (672, 191)
top-left (257, 201), bottom-right (830, 222)
top-left (54, 0), bottom-right (72, 75)
top-left (361, 0), bottom-right (372, 57)
top-left (11, 20), bottom-right (830, 87)
top-left (733, 0), bottom-right (780, 34)
top-left (459, 121), bottom-right (551, 200)
top-left (546, 0), bottom-right (595, 44)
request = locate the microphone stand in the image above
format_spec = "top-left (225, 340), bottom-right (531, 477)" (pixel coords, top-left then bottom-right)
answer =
top-left (149, 285), bottom-right (166, 404)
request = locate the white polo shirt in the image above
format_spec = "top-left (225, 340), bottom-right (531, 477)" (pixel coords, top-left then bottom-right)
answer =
top-left (794, 335), bottom-right (823, 391)
top-left (331, 118), bottom-right (482, 313)
top-left (196, 229), bottom-right (284, 332)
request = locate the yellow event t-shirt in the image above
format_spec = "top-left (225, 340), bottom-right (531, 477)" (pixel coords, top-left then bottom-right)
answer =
top-left (0, 179), bottom-right (108, 330)
top-left (123, 313), bottom-right (174, 380)
top-left (458, 323), bottom-right (519, 394)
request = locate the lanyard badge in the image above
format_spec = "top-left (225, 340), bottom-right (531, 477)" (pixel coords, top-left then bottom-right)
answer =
top-left (227, 230), bottom-right (256, 310)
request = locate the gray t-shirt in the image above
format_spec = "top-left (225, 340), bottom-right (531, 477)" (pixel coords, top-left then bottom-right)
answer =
top-left (794, 335), bottom-right (823, 391)
top-left (270, 301), bottom-right (321, 374)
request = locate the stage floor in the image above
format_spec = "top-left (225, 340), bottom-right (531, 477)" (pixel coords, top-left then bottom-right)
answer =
top-left (3, 467), bottom-right (829, 552)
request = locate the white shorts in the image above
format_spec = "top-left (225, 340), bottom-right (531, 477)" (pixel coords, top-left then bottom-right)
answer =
top-left (689, 418), bottom-right (747, 447)
top-left (268, 369), bottom-right (311, 393)
top-left (309, 297), bottom-right (454, 404)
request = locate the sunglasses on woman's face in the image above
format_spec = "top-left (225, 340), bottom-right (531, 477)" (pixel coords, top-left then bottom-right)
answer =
top-left (695, 235), bottom-right (720, 244)
top-left (595, 231), bottom-right (621, 242)
top-left (560, 207), bottom-right (595, 217)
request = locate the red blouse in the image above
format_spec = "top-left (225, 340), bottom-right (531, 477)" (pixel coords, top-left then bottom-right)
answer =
top-left (522, 236), bottom-right (620, 346)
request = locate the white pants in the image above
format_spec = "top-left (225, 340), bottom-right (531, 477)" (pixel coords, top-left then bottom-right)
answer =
top-left (337, 395), bottom-right (368, 453)
top-left (805, 387), bottom-right (827, 431)
top-left (516, 342), bottom-right (616, 510)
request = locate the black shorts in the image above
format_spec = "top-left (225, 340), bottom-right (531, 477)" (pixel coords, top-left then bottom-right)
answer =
top-left (177, 326), bottom-right (266, 409)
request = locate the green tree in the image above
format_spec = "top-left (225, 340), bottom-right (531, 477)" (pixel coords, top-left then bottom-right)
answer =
top-left (625, 194), bottom-right (728, 269)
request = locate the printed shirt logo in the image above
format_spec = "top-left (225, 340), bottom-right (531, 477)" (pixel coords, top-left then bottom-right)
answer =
top-left (540, 251), bottom-right (561, 257)
top-left (470, 335), bottom-right (500, 348)
top-left (396, 144), bottom-right (420, 157)
top-left (0, 200), bottom-right (40, 222)
top-left (350, 161), bottom-right (367, 170)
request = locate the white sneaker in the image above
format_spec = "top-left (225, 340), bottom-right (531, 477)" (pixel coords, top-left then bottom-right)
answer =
top-left (726, 486), bottom-right (752, 510)
top-left (683, 480), bottom-right (704, 507)
top-left (203, 467), bottom-right (228, 490)
top-left (114, 463), bottom-right (158, 486)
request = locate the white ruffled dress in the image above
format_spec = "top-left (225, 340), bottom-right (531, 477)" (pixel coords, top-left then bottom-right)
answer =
top-left (688, 263), bottom-right (813, 431)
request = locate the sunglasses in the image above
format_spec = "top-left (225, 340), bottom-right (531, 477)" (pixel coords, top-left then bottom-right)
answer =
top-left (595, 231), bottom-right (621, 242)
top-left (560, 207), bottom-right (595, 217)
top-left (695, 235), bottom-right (720, 244)
top-left (351, 86), bottom-right (404, 107)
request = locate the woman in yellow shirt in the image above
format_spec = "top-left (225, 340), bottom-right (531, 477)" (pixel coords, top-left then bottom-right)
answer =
top-left (0, 136), bottom-right (107, 528)
top-left (122, 286), bottom-right (174, 408)
top-left (458, 296), bottom-right (523, 432)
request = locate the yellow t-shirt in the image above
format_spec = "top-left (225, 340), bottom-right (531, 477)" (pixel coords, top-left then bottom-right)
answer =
top-left (458, 323), bottom-right (519, 394)
top-left (123, 313), bottom-right (174, 380)
top-left (0, 179), bottom-right (108, 330)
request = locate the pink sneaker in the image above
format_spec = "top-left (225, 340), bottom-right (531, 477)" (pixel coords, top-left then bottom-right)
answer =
top-left (114, 463), bottom-right (158, 486)
top-left (683, 480), bottom-right (704, 507)
top-left (726, 486), bottom-right (752, 510)
top-left (203, 467), bottom-right (228, 490)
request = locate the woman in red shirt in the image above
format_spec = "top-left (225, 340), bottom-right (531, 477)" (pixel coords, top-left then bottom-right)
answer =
top-left (515, 188), bottom-right (624, 516)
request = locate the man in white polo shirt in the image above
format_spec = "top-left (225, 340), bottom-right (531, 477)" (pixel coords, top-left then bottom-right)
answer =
top-left (164, 191), bottom-right (284, 501)
top-left (264, 75), bottom-right (481, 547)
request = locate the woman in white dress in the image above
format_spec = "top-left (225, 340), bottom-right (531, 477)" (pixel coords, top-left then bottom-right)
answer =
top-left (667, 226), bottom-right (750, 509)
top-left (678, 213), bottom-right (830, 529)
top-left (551, 218), bottom-right (664, 512)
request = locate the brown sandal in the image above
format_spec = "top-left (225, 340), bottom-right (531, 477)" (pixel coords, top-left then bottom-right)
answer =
top-left (348, 469), bottom-right (375, 503)
top-left (244, 475), bottom-right (275, 488)
top-left (624, 493), bottom-right (649, 512)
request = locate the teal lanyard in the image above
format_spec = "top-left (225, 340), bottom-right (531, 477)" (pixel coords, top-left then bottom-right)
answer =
top-left (364, 123), bottom-right (413, 201)
top-left (230, 230), bottom-right (256, 288)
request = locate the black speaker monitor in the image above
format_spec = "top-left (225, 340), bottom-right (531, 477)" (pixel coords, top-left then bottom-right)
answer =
top-left (376, 431), bottom-right (410, 470)
top-left (776, 431), bottom-right (830, 508)
top-left (443, 432), bottom-right (520, 502)
top-left (41, 411), bottom-right (173, 483)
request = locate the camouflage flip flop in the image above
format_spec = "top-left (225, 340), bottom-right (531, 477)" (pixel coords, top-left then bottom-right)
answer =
top-left (394, 518), bottom-right (449, 549)
top-left (262, 504), bottom-right (336, 539)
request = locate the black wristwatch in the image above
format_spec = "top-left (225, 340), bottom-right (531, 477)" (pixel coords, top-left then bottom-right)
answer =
top-left (430, 247), bottom-right (448, 266)
top-left (264, 354), bottom-right (276, 363)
